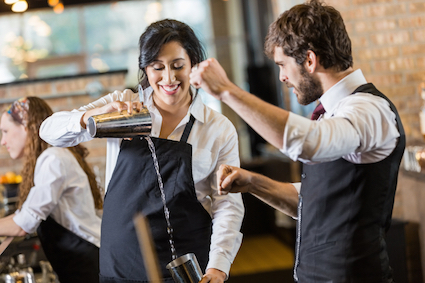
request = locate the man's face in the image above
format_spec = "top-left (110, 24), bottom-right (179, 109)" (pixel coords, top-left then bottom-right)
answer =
top-left (274, 46), bottom-right (323, 105)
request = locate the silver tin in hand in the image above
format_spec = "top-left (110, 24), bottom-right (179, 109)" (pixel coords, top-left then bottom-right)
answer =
top-left (87, 108), bottom-right (152, 138)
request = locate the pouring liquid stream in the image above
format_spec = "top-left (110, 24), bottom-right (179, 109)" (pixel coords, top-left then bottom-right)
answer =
top-left (145, 136), bottom-right (178, 261)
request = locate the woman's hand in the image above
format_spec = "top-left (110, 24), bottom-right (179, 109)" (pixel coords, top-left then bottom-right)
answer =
top-left (199, 268), bottom-right (226, 283)
top-left (80, 100), bottom-right (144, 128)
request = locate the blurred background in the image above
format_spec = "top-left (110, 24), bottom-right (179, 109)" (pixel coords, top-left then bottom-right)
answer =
top-left (0, 0), bottom-right (425, 282)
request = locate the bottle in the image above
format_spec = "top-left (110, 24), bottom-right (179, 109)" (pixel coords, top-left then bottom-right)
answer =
top-left (7, 256), bottom-right (17, 274)
top-left (28, 242), bottom-right (40, 267)
top-left (39, 260), bottom-right (58, 283)
top-left (16, 254), bottom-right (35, 282)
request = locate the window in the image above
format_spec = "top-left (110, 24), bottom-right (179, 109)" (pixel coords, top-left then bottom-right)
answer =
top-left (0, 0), bottom-right (218, 110)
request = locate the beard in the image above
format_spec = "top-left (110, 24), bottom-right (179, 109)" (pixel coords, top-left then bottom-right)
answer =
top-left (296, 66), bottom-right (324, 106)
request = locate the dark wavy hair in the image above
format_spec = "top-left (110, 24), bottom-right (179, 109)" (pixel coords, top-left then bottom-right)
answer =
top-left (264, 0), bottom-right (353, 72)
top-left (138, 19), bottom-right (206, 89)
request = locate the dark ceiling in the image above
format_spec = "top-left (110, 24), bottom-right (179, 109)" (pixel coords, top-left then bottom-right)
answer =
top-left (0, 0), bottom-right (117, 14)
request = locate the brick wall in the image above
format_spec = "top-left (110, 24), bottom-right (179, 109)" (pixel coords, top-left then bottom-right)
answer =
top-left (0, 70), bottom-right (128, 189)
top-left (325, 0), bottom-right (425, 141)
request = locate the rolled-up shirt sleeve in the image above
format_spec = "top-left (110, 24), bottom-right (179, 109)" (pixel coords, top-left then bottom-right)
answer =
top-left (281, 93), bottom-right (399, 164)
top-left (40, 111), bottom-right (91, 147)
top-left (282, 113), bottom-right (360, 163)
top-left (40, 89), bottom-right (137, 147)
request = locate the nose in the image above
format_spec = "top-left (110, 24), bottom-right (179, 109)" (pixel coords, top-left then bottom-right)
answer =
top-left (279, 70), bottom-right (287, 83)
top-left (163, 68), bottom-right (176, 84)
top-left (0, 135), bottom-right (5, 146)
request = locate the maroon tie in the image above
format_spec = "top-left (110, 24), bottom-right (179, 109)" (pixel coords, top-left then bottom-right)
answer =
top-left (311, 103), bottom-right (325, 120)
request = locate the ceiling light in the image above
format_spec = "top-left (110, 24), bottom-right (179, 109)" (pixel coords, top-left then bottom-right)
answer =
top-left (53, 2), bottom-right (64, 13)
top-left (11, 0), bottom-right (28, 12)
top-left (48, 0), bottom-right (59, 7)
top-left (4, 0), bottom-right (18, 4)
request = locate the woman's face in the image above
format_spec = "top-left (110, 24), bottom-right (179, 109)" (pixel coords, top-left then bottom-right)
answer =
top-left (145, 41), bottom-right (193, 111)
top-left (0, 112), bottom-right (27, 160)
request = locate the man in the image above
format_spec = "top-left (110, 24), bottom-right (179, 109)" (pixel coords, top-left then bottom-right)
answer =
top-left (190, 0), bottom-right (405, 282)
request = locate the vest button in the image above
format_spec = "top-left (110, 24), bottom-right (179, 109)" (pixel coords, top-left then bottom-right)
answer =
top-left (301, 173), bottom-right (306, 179)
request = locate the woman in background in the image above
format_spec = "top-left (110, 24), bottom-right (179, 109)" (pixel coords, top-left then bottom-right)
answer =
top-left (40, 19), bottom-right (244, 283)
top-left (0, 97), bottom-right (102, 283)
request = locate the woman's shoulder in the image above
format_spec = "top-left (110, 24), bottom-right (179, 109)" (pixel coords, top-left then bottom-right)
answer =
top-left (37, 147), bottom-right (74, 165)
top-left (36, 148), bottom-right (85, 179)
top-left (40, 146), bottom-right (68, 157)
top-left (202, 106), bottom-right (237, 132)
top-left (192, 106), bottom-right (239, 151)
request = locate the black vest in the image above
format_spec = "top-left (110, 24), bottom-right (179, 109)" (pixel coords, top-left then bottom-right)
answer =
top-left (295, 83), bottom-right (405, 283)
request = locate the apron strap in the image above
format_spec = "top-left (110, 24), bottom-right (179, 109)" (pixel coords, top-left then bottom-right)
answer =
top-left (180, 114), bottom-right (196, 143)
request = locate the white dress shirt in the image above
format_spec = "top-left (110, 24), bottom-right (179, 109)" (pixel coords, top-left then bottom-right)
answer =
top-left (282, 69), bottom-right (400, 193)
top-left (282, 69), bottom-right (400, 163)
top-left (39, 87), bottom-right (244, 276)
top-left (13, 147), bottom-right (101, 247)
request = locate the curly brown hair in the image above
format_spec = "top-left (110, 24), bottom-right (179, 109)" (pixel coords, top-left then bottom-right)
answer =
top-left (264, 0), bottom-right (353, 72)
top-left (8, 97), bottom-right (103, 210)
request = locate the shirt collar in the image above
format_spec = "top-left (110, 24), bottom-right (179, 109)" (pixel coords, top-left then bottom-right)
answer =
top-left (319, 69), bottom-right (368, 116)
top-left (139, 86), bottom-right (205, 124)
top-left (189, 89), bottom-right (205, 123)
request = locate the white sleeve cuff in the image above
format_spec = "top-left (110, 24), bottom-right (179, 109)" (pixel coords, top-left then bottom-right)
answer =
top-left (206, 253), bottom-right (232, 280)
top-left (13, 208), bottom-right (43, 234)
top-left (292, 182), bottom-right (301, 194)
top-left (67, 111), bottom-right (86, 133)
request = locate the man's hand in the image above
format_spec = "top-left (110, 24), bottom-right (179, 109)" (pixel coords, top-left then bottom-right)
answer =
top-left (189, 58), bottom-right (238, 101)
top-left (199, 268), bottom-right (226, 283)
top-left (217, 164), bottom-right (253, 195)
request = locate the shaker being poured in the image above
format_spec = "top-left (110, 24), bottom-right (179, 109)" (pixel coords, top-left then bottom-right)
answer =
top-left (87, 107), bottom-right (152, 138)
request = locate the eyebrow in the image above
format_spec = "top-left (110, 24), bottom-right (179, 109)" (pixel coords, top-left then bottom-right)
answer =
top-left (151, 58), bottom-right (186, 63)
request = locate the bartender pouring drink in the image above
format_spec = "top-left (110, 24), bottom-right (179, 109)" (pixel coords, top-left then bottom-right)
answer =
top-left (190, 0), bottom-right (405, 282)
top-left (40, 19), bottom-right (244, 283)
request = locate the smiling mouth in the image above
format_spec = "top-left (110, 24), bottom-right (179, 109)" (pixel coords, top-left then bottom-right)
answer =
top-left (160, 84), bottom-right (180, 94)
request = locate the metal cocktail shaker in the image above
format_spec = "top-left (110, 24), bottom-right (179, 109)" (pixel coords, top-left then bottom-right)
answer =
top-left (87, 108), bottom-right (152, 138)
top-left (166, 253), bottom-right (203, 283)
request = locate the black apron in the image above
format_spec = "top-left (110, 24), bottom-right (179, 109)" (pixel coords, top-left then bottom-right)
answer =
top-left (100, 115), bottom-right (212, 283)
top-left (37, 216), bottom-right (100, 283)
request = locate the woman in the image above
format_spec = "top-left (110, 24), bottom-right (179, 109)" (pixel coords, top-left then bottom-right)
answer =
top-left (40, 19), bottom-right (244, 283)
top-left (0, 97), bottom-right (102, 283)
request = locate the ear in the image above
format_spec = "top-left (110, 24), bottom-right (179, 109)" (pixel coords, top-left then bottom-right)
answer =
top-left (304, 50), bottom-right (317, 74)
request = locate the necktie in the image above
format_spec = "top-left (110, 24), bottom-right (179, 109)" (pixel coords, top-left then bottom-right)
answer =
top-left (311, 103), bottom-right (325, 120)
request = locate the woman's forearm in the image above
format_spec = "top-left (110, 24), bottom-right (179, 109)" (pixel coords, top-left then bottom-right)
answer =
top-left (0, 214), bottom-right (27, 237)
